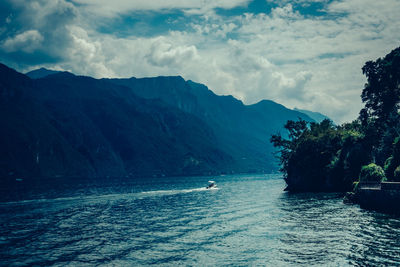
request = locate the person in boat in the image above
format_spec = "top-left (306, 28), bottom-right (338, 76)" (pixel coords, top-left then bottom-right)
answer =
top-left (206, 181), bottom-right (216, 189)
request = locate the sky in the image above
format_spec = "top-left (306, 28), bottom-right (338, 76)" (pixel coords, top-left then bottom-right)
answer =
top-left (0, 0), bottom-right (399, 123)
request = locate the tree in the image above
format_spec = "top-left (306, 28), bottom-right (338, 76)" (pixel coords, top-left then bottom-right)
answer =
top-left (270, 46), bottom-right (400, 193)
top-left (359, 47), bottom-right (400, 165)
top-left (360, 47), bottom-right (400, 131)
top-left (270, 119), bottom-right (308, 178)
top-left (271, 119), bottom-right (344, 192)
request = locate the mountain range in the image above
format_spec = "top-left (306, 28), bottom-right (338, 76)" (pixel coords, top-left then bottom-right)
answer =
top-left (1, 64), bottom-right (317, 181)
top-left (294, 108), bottom-right (331, 123)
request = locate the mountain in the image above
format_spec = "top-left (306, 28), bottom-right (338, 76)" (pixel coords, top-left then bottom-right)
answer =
top-left (0, 64), bottom-right (314, 181)
top-left (0, 64), bottom-right (93, 180)
top-left (294, 108), bottom-right (331, 123)
top-left (25, 67), bottom-right (61, 79)
top-left (107, 76), bottom-right (313, 173)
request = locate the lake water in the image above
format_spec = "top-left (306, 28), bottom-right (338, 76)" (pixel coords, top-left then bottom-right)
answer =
top-left (1, 174), bottom-right (400, 266)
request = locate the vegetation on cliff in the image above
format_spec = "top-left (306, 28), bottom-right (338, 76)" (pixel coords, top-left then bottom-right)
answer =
top-left (271, 46), bottom-right (400, 192)
top-left (359, 163), bottom-right (386, 183)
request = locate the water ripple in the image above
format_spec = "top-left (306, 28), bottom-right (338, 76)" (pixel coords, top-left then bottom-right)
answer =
top-left (1, 175), bottom-right (400, 266)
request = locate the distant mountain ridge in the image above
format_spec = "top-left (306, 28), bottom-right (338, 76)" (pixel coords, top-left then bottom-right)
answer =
top-left (107, 76), bottom-right (313, 173)
top-left (294, 108), bottom-right (331, 123)
top-left (25, 67), bottom-right (61, 79)
top-left (0, 64), bottom-right (315, 181)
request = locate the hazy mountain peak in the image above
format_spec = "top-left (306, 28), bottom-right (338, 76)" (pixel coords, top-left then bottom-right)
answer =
top-left (43, 71), bottom-right (76, 79)
top-left (25, 67), bottom-right (61, 79)
top-left (252, 99), bottom-right (279, 107)
top-left (157, 75), bottom-right (184, 80)
top-left (294, 108), bottom-right (331, 123)
top-left (251, 99), bottom-right (293, 113)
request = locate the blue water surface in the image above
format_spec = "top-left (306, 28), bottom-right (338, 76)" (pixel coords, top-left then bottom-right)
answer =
top-left (1, 174), bottom-right (400, 266)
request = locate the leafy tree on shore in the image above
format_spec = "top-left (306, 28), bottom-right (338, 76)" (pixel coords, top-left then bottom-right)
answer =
top-left (272, 46), bottom-right (400, 192)
top-left (360, 47), bottom-right (400, 127)
top-left (360, 47), bottom-right (400, 165)
top-left (271, 119), bottom-right (345, 191)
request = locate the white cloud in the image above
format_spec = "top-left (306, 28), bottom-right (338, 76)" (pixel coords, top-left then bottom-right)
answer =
top-left (49, 1), bottom-right (400, 123)
top-left (266, 0), bottom-right (329, 6)
top-left (2, 0), bottom-right (400, 124)
top-left (271, 4), bottom-right (301, 18)
top-left (146, 38), bottom-right (199, 67)
top-left (66, 26), bottom-right (115, 77)
top-left (224, 0), bottom-right (400, 122)
top-left (1, 0), bottom-right (78, 64)
top-left (2, 30), bottom-right (43, 53)
top-left (70, 0), bottom-right (251, 16)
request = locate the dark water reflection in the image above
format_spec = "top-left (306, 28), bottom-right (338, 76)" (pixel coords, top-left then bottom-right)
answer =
top-left (0, 175), bottom-right (400, 266)
top-left (277, 192), bottom-right (400, 266)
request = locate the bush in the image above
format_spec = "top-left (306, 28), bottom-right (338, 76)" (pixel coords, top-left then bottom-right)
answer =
top-left (352, 181), bottom-right (359, 192)
top-left (384, 137), bottom-right (400, 180)
top-left (394, 137), bottom-right (400, 155)
top-left (394, 166), bottom-right (400, 182)
top-left (384, 156), bottom-right (396, 180)
top-left (359, 163), bottom-right (386, 182)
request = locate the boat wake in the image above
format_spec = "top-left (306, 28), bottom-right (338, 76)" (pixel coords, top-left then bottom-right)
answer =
top-left (141, 186), bottom-right (219, 196)
top-left (0, 186), bottom-right (219, 206)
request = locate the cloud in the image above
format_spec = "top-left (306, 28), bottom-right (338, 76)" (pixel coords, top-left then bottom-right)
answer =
top-left (146, 38), bottom-right (199, 67)
top-left (1, 0), bottom-right (400, 123)
top-left (271, 4), bottom-right (301, 18)
top-left (65, 26), bottom-right (115, 77)
top-left (266, 0), bottom-right (329, 6)
top-left (0, 0), bottom-right (78, 64)
top-left (228, 0), bottom-right (400, 122)
top-left (70, 0), bottom-right (251, 16)
top-left (2, 30), bottom-right (43, 53)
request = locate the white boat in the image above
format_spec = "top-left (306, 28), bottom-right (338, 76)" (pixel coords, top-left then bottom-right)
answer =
top-left (206, 180), bottom-right (217, 189)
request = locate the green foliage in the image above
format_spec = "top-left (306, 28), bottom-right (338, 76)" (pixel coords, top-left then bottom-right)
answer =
top-left (271, 47), bottom-right (400, 193)
top-left (384, 137), bottom-right (400, 180)
top-left (271, 119), bottom-right (352, 191)
top-left (359, 163), bottom-right (386, 182)
top-left (359, 47), bottom-right (400, 165)
top-left (360, 47), bottom-right (400, 128)
top-left (384, 156), bottom-right (398, 181)
top-left (270, 119), bottom-right (309, 176)
top-left (352, 181), bottom-right (359, 192)
top-left (394, 166), bottom-right (400, 182)
top-left (384, 156), bottom-right (395, 179)
top-left (330, 128), bottom-right (372, 188)
top-left (393, 137), bottom-right (400, 157)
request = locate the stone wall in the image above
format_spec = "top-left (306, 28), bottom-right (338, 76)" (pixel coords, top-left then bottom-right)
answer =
top-left (358, 182), bottom-right (400, 214)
